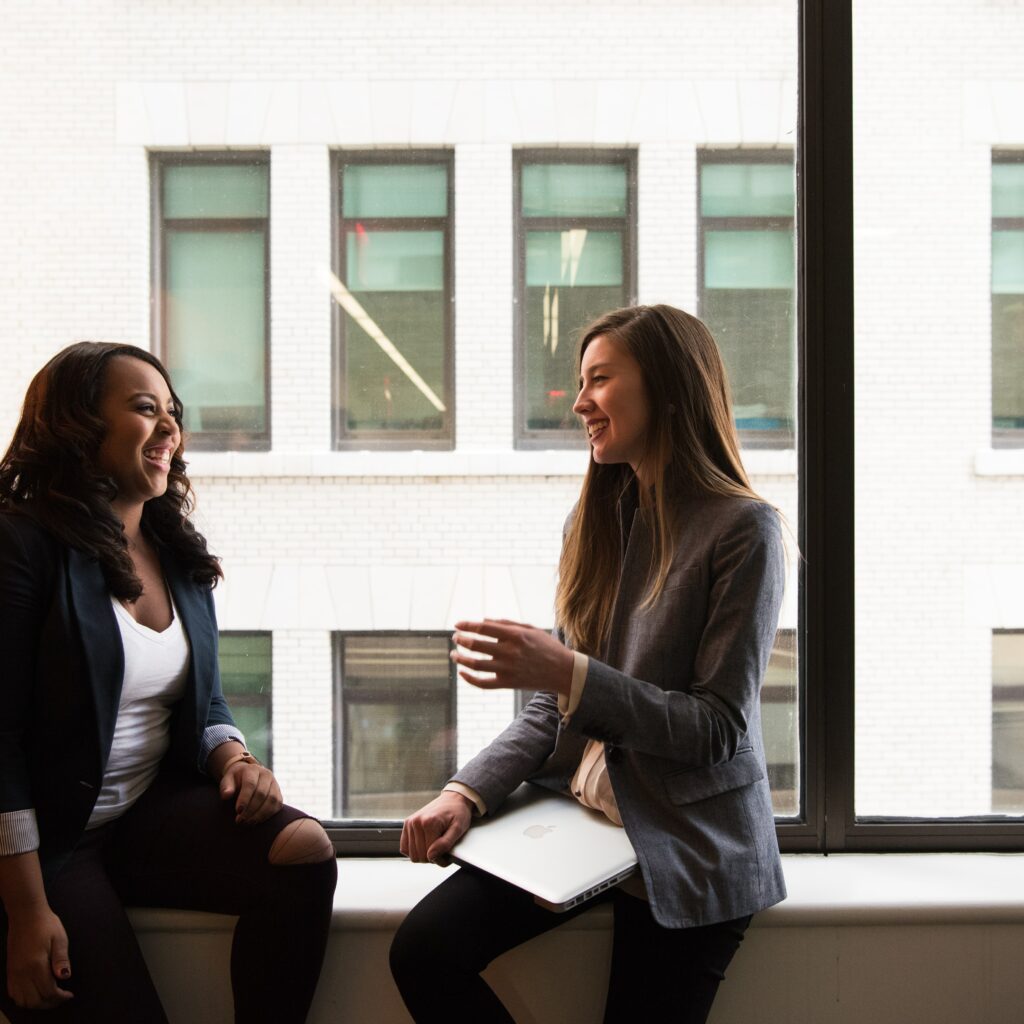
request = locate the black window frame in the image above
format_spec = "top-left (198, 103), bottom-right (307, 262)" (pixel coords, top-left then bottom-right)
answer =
top-left (697, 147), bottom-right (796, 451)
top-left (991, 150), bottom-right (1024, 449)
top-left (332, 631), bottom-right (458, 832)
top-left (331, 150), bottom-right (455, 451)
top-left (151, 151), bottom-right (271, 452)
top-left (512, 148), bottom-right (638, 450)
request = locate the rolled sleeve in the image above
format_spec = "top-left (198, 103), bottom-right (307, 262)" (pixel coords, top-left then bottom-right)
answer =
top-left (557, 651), bottom-right (590, 722)
top-left (199, 724), bottom-right (247, 773)
top-left (0, 808), bottom-right (40, 856)
top-left (443, 782), bottom-right (487, 817)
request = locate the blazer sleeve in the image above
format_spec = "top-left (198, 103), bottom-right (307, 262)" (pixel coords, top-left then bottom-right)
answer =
top-left (0, 516), bottom-right (54, 852)
top-left (565, 500), bottom-right (785, 767)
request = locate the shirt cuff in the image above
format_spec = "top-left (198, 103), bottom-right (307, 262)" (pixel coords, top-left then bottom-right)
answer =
top-left (443, 782), bottom-right (487, 817)
top-left (0, 808), bottom-right (40, 857)
top-left (200, 724), bottom-right (247, 773)
top-left (557, 651), bottom-right (590, 722)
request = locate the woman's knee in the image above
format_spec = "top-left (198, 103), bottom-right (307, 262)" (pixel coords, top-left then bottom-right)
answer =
top-left (267, 818), bottom-right (335, 866)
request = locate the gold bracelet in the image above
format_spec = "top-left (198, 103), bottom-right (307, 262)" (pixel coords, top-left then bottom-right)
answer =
top-left (220, 750), bottom-right (260, 778)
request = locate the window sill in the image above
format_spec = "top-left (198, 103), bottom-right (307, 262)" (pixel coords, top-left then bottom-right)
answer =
top-left (185, 448), bottom-right (797, 479)
top-left (975, 448), bottom-right (1024, 476)
top-left (127, 852), bottom-right (1024, 934)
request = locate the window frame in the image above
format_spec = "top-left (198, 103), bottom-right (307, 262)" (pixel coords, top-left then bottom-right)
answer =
top-left (150, 151), bottom-right (271, 452)
top-left (697, 147), bottom-right (796, 451)
top-left (991, 150), bottom-right (1024, 449)
top-left (332, 631), bottom-right (458, 834)
top-left (330, 150), bottom-right (456, 451)
top-left (512, 147), bottom-right (638, 450)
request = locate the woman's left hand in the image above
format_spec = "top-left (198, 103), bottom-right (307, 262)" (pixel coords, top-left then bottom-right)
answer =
top-left (451, 619), bottom-right (574, 696)
top-left (219, 761), bottom-right (283, 826)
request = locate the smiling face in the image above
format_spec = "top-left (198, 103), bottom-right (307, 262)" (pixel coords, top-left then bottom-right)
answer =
top-left (573, 333), bottom-right (651, 475)
top-left (95, 356), bottom-right (181, 518)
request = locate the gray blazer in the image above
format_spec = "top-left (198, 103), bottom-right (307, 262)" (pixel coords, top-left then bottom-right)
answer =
top-left (452, 494), bottom-right (786, 928)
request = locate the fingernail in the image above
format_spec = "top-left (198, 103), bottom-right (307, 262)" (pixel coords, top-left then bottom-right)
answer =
top-left (60, 969), bottom-right (70, 979)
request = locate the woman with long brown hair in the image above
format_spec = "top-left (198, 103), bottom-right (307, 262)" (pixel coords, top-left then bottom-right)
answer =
top-left (391, 305), bottom-right (786, 1023)
top-left (0, 342), bottom-right (336, 1023)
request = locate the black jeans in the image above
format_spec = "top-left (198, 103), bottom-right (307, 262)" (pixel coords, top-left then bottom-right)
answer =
top-left (389, 865), bottom-right (750, 1024)
top-left (0, 773), bottom-right (337, 1024)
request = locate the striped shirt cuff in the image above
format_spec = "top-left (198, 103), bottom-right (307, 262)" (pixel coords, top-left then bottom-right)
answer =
top-left (0, 808), bottom-right (40, 856)
top-left (200, 724), bottom-right (247, 773)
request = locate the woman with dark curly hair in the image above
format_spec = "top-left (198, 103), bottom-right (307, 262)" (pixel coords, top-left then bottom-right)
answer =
top-left (0, 342), bottom-right (337, 1023)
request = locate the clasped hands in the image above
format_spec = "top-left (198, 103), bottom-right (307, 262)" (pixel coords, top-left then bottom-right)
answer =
top-left (450, 618), bottom-right (574, 697)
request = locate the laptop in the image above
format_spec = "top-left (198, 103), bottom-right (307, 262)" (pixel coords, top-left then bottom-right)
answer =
top-left (451, 782), bottom-right (638, 912)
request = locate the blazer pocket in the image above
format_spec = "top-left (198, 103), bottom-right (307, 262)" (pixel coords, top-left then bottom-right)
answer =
top-left (661, 747), bottom-right (765, 806)
top-left (661, 564), bottom-right (702, 592)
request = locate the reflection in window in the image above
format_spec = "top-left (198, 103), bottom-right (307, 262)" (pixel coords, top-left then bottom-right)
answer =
top-left (993, 155), bottom-right (1024, 446)
top-left (762, 629), bottom-right (798, 816)
top-left (334, 155), bottom-right (452, 446)
top-left (992, 631), bottom-right (1024, 812)
top-left (154, 156), bottom-right (269, 450)
top-left (335, 634), bottom-right (456, 819)
top-left (699, 152), bottom-right (795, 448)
top-left (515, 152), bottom-right (635, 444)
top-left (218, 632), bottom-right (272, 768)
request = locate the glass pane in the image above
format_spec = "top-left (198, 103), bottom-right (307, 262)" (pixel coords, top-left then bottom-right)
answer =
top-left (521, 163), bottom-right (627, 218)
top-left (165, 229), bottom-right (266, 434)
top-left (340, 637), bottom-right (454, 818)
top-left (524, 230), bottom-right (625, 431)
top-left (854, 3), bottom-right (1024, 818)
top-left (993, 163), bottom-right (1024, 219)
top-left (762, 630), bottom-right (798, 816)
top-left (700, 162), bottom-right (794, 217)
top-left (343, 229), bottom-right (446, 432)
top-left (993, 231), bottom-right (1024, 295)
top-left (230, 706), bottom-right (272, 768)
top-left (993, 633), bottom-right (1024, 812)
top-left (342, 164), bottom-right (447, 218)
top-left (163, 164), bottom-right (268, 219)
top-left (705, 230), bottom-right (795, 290)
top-left (218, 634), bottom-right (272, 768)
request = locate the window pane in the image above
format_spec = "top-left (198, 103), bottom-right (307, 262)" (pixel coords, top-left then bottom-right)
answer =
top-left (992, 163), bottom-right (1024, 219)
top-left (218, 633), bottom-right (272, 767)
top-left (338, 636), bottom-right (455, 819)
top-left (763, 630), bottom-right (798, 816)
top-left (521, 164), bottom-right (627, 218)
top-left (341, 164), bottom-right (447, 218)
top-left (346, 230), bottom-right (444, 291)
top-left (700, 162), bottom-right (794, 218)
top-left (993, 632), bottom-right (1024, 813)
top-left (993, 231), bottom-right (1024, 295)
top-left (165, 229), bottom-right (266, 434)
top-left (163, 164), bottom-right (268, 219)
top-left (705, 230), bottom-right (794, 290)
top-left (993, 293), bottom-right (1024, 430)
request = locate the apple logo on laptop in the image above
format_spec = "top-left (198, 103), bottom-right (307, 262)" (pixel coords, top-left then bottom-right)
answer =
top-left (523, 825), bottom-right (555, 839)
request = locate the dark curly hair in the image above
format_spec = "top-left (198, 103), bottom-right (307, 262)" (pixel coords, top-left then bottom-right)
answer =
top-left (0, 341), bottom-right (222, 600)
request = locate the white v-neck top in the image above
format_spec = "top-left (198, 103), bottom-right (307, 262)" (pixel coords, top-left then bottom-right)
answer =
top-left (86, 596), bottom-right (191, 828)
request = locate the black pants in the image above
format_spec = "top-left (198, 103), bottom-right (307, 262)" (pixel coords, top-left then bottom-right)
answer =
top-left (389, 865), bottom-right (750, 1024)
top-left (0, 773), bottom-right (337, 1024)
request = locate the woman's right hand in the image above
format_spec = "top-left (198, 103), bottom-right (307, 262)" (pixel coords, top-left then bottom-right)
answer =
top-left (5, 906), bottom-right (73, 1010)
top-left (400, 791), bottom-right (473, 865)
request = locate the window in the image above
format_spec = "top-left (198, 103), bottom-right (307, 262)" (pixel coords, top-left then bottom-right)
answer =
top-left (993, 631), bottom-right (1024, 813)
top-left (764, 630), bottom-right (798, 816)
top-left (514, 151), bottom-right (636, 447)
top-left (993, 153), bottom-right (1024, 446)
top-left (152, 155), bottom-right (270, 451)
top-left (334, 634), bottom-right (456, 819)
top-left (698, 151), bottom-right (795, 448)
top-left (218, 632), bottom-right (273, 768)
top-left (332, 153), bottom-right (454, 448)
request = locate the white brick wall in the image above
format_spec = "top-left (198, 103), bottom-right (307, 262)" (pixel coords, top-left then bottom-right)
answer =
top-left (2, 0), bottom-right (1023, 822)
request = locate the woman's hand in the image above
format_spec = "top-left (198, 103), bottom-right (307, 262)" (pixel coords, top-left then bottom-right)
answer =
top-left (5, 906), bottom-right (73, 1010)
top-left (400, 791), bottom-right (474, 865)
top-left (219, 761), bottom-right (283, 825)
top-left (451, 619), bottom-right (574, 696)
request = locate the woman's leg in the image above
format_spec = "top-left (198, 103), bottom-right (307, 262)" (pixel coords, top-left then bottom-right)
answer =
top-left (0, 827), bottom-right (169, 1024)
top-left (107, 772), bottom-right (336, 1024)
top-left (389, 865), bottom-right (606, 1024)
top-left (603, 891), bottom-right (751, 1024)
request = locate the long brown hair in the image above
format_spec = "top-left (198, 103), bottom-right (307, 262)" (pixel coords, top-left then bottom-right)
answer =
top-left (0, 341), bottom-right (222, 599)
top-left (555, 304), bottom-right (767, 654)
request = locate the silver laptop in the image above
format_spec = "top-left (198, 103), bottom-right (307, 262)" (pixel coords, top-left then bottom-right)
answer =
top-left (452, 783), bottom-right (638, 912)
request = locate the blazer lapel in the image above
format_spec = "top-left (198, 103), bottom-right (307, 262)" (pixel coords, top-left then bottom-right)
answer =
top-left (66, 547), bottom-right (124, 766)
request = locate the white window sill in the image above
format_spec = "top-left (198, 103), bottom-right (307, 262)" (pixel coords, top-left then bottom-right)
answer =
top-left (184, 448), bottom-right (796, 480)
top-left (975, 448), bottom-right (1024, 475)
top-left (127, 852), bottom-right (1024, 934)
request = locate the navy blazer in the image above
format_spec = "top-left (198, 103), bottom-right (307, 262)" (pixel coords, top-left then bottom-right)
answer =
top-left (452, 494), bottom-right (787, 929)
top-left (0, 511), bottom-right (236, 881)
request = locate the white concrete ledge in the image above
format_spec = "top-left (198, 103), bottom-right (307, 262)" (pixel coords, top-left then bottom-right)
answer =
top-left (975, 447), bottom-right (1024, 475)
